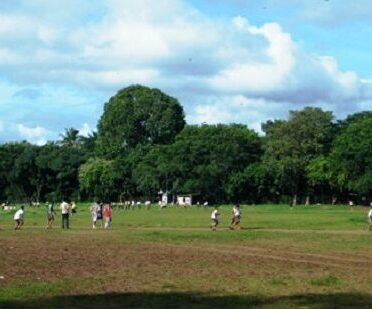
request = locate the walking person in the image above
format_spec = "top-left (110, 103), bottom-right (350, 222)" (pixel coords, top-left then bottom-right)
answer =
top-left (103, 203), bottom-right (112, 229)
top-left (229, 205), bottom-right (236, 229)
top-left (96, 202), bottom-right (104, 228)
top-left (368, 203), bottom-right (372, 232)
top-left (229, 204), bottom-right (241, 230)
top-left (60, 200), bottom-right (71, 229)
top-left (14, 206), bottom-right (24, 230)
top-left (210, 206), bottom-right (220, 231)
top-left (90, 202), bottom-right (99, 229)
top-left (46, 202), bottom-right (55, 229)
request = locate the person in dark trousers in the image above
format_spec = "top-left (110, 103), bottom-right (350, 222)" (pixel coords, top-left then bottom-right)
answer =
top-left (60, 200), bottom-right (71, 229)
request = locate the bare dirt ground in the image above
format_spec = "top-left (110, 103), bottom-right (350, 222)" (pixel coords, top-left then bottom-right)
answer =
top-left (1, 231), bottom-right (371, 298)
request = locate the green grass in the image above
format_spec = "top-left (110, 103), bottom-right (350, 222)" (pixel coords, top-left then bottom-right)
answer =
top-left (0, 203), bottom-right (371, 308)
top-left (1, 203), bottom-right (369, 229)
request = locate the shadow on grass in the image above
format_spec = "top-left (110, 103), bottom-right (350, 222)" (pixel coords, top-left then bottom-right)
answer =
top-left (1, 292), bottom-right (372, 309)
top-left (241, 226), bottom-right (265, 230)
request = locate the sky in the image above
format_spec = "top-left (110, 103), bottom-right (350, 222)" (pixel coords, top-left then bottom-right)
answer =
top-left (0, 0), bottom-right (372, 145)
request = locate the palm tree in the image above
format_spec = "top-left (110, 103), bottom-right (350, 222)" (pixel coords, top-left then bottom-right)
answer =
top-left (59, 128), bottom-right (81, 148)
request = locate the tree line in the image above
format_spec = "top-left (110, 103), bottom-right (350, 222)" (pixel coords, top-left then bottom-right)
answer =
top-left (1, 85), bottom-right (371, 205)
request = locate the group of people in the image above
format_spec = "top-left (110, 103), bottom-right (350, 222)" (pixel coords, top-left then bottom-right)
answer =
top-left (11, 200), bottom-right (112, 230)
top-left (11, 201), bottom-right (53, 230)
top-left (46, 200), bottom-right (78, 229)
top-left (7, 201), bottom-right (372, 232)
top-left (89, 202), bottom-right (112, 229)
top-left (210, 204), bottom-right (241, 231)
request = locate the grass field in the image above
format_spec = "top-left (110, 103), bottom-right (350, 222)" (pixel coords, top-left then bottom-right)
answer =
top-left (0, 204), bottom-right (371, 308)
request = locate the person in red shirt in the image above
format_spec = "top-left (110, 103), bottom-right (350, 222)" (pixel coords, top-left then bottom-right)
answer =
top-left (103, 203), bottom-right (112, 229)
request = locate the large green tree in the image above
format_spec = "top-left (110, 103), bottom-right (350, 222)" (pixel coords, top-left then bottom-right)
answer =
top-left (0, 142), bottom-right (35, 201)
top-left (329, 115), bottom-right (372, 196)
top-left (262, 107), bottom-right (335, 204)
top-left (96, 85), bottom-right (185, 158)
top-left (133, 124), bottom-right (262, 203)
top-left (36, 143), bottom-right (86, 201)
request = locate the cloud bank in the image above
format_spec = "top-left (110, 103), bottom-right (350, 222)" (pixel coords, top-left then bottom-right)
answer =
top-left (0, 0), bottom-right (371, 142)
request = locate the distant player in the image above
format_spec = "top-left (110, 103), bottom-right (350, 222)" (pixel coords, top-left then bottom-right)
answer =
top-left (14, 206), bottom-right (24, 230)
top-left (96, 203), bottom-right (104, 228)
top-left (229, 204), bottom-right (241, 230)
top-left (103, 203), bottom-right (112, 229)
top-left (90, 202), bottom-right (99, 229)
top-left (60, 200), bottom-right (71, 229)
top-left (46, 202), bottom-right (55, 229)
top-left (71, 201), bottom-right (77, 214)
top-left (210, 207), bottom-right (220, 231)
top-left (368, 204), bottom-right (372, 232)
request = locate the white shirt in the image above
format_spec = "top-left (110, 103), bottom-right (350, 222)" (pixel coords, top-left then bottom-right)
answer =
top-left (233, 208), bottom-right (240, 217)
top-left (211, 209), bottom-right (219, 219)
top-left (90, 203), bottom-right (99, 215)
top-left (14, 209), bottom-right (23, 220)
top-left (60, 202), bottom-right (70, 214)
top-left (368, 209), bottom-right (372, 218)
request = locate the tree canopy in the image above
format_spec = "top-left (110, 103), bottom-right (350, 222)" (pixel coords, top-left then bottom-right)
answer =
top-left (0, 85), bottom-right (370, 204)
top-left (96, 85), bottom-right (186, 159)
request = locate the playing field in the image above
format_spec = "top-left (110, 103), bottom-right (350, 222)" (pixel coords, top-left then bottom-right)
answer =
top-left (0, 204), bottom-right (371, 308)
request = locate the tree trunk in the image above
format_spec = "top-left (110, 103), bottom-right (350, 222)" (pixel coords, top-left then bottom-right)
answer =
top-left (292, 194), bottom-right (297, 206)
top-left (332, 196), bottom-right (337, 206)
top-left (305, 195), bottom-right (310, 206)
top-left (36, 185), bottom-right (42, 203)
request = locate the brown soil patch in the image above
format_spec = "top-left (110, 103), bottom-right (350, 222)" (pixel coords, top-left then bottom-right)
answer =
top-left (1, 232), bottom-right (371, 296)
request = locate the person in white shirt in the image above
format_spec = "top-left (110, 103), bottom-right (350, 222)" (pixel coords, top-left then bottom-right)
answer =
top-left (14, 206), bottom-right (24, 230)
top-left (368, 204), bottom-right (372, 232)
top-left (90, 202), bottom-right (99, 229)
top-left (210, 207), bottom-right (220, 231)
top-left (60, 201), bottom-right (71, 229)
top-left (229, 204), bottom-right (241, 230)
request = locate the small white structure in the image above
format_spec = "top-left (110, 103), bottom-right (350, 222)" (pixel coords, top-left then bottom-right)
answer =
top-left (3, 206), bottom-right (15, 211)
top-left (159, 190), bottom-right (172, 205)
top-left (177, 195), bottom-right (192, 206)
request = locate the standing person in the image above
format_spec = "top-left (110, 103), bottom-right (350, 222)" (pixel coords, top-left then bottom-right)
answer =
top-left (233, 204), bottom-right (241, 230)
top-left (229, 205), bottom-right (236, 229)
top-left (14, 206), bottom-right (24, 230)
top-left (96, 202), bottom-right (104, 228)
top-left (210, 206), bottom-right (220, 231)
top-left (90, 202), bottom-right (99, 229)
top-left (71, 201), bottom-right (77, 214)
top-left (103, 203), bottom-right (112, 229)
top-left (368, 203), bottom-right (372, 232)
top-left (46, 202), bottom-right (55, 229)
top-left (60, 200), bottom-right (71, 229)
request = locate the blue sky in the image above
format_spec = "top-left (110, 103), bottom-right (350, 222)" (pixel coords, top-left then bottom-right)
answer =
top-left (0, 0), bottom-right (371, 144)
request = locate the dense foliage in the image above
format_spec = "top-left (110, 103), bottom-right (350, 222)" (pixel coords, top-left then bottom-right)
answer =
top-left (95, 85), bottom-right (185, 159)
top-left (0, 85), bottom-right (371, 204)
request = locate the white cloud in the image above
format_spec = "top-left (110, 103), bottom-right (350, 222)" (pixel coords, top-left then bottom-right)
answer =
top-left (81, 69), bottom-right (160, 88)
top-left (78, 123), bottom-right (93, 137)
top-left (193, 104), bottom-right (234, 124)
top-left (210, 20), bottom-right (295, 93)
top-left (188, 95), bottom-right (288, 134)
top-left (17, 124), bottom-right (48, 145)
top-left (1, 1), bottom-right (368, 107)
top-left (0, 0), bottom-right (371, 142)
